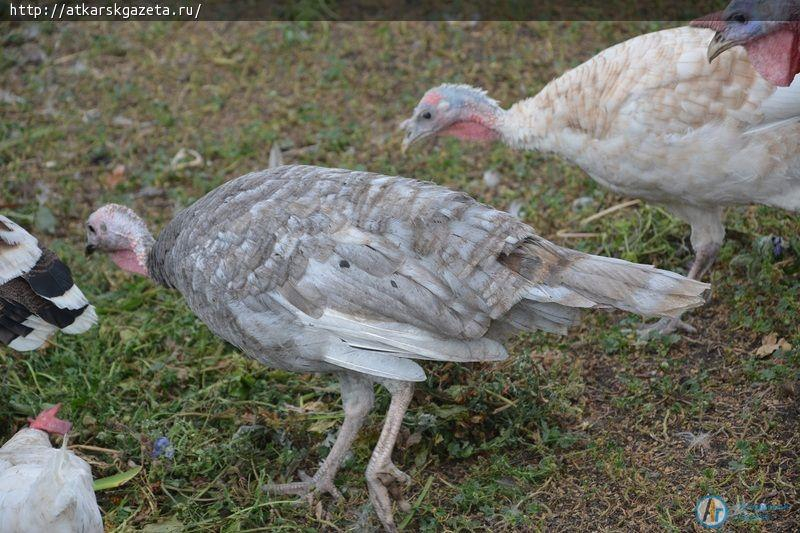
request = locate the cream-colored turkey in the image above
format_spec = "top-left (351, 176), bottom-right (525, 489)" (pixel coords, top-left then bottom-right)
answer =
top-left (0, 405), bottom-right (102, 533)
top-left (402, 25), bottom-right (800, 334)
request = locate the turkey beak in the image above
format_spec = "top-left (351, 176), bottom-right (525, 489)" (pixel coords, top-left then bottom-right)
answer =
top-left (401, 134), bottom-right (413, 154)
top-left (400, 119), bottom-right (414, 154)
top-left (85, 244), bottom-right (96, 256)
top-left (707, 31), bottom-right (738, 62)
top-left (400, 118), bottom-right (429, 154)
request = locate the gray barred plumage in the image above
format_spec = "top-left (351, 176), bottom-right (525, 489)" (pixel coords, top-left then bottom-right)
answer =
top-left (144, 165), bottom-right (708, 382)
top-left (87, 164), bottom-right (710, 531)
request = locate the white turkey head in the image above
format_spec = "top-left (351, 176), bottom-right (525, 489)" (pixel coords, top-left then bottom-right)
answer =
top-left (401, 84), bottom-right (503, 151)
top-left (86, 204), bottom-right (153, 277)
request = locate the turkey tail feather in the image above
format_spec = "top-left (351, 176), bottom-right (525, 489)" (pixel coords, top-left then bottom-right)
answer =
top-left (508, 237), bottom-right (709, 318)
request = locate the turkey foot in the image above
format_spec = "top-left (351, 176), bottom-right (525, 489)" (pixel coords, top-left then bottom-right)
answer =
top-left (367, 459), bottom-right (412, 532)
top-left (263, 469), bottom-right (343, 502)
top-left (263, 375), bottom-right (375, 505)
top-left (637, 316), bottom-right (697, 339)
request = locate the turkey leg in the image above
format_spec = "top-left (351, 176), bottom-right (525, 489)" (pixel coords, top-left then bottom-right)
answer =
top-left (263, 373), bottom-right (374, 501)
top-left (366, 379), bottom-right (414, 532)
top-left (639, 205), bottom-right (723, 337)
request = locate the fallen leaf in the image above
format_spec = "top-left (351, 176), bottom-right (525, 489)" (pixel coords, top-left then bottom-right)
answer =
top-left (307, 417), bottom-right (337, 434)
top-left (141, 516), bottom-right (183, 532)
top-left (314, 500), bottom-right (324, 520)
top-left (755, 333), bottom-right (791, 358)
top-left (170, 148), bottom-right (204, 170)
top-left (93, 465), bottom-right (142, 491)
top-left (105, 164), bottom-right (126, 188)
top-left (406, 432), bottom-right (423, 447)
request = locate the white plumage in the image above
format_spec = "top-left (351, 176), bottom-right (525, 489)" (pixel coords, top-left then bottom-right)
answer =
top-left (0, 427), bottom-right (102, 533)
top-left (0, 216), bottom-right (42, 285)
top-left (504, 27), bottom-right (800, 260)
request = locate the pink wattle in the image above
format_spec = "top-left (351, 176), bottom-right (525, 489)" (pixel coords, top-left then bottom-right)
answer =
top-left (746, 28), bottom-right (800, 86)
top-left (111, 249), bottom-right (148, 276)
top-left (440, 120), bottom-right (498, 142)
top-left (29, 404), bottom-right (72, 435)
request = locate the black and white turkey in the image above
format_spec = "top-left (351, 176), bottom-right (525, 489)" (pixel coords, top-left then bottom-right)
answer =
top-left (1, 215), bottom-right (96, 351)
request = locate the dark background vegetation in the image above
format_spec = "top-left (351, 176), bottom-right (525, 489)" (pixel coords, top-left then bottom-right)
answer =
top-left (1, 21), bottom-right (798, 531)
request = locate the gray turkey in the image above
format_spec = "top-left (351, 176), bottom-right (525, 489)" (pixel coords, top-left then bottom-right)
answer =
top-left (0, 215), bottom-right (96, 351)
top-left (85, 165), bottom-right (708, 531)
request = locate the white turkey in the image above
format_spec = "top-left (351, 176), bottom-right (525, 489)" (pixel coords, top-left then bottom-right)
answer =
top-left (0, 214), bottom-right (96, 350)
top-left (694, 0), bottom-right (800, 86)
top-left (401, 25), bottom-right (800, 335)
top-left (84, 165), bottom-right (707, 531)
top-left (0, 404), bottom-right (103, 533)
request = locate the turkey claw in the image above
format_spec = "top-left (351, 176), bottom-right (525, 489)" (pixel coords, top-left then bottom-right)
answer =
top-left (637, 317), bottom-right (696, 339)
top-left (262, 469), bottom-right (343, 502)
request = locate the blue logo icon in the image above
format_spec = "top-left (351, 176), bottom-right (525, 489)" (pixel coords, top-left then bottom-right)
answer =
top-left (696, 495), bottom-right (729, 528)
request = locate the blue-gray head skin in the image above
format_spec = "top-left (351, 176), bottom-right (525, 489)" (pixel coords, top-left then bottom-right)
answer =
top-left (400, 84), bottom-right (503, 152)
top-left (708, 0), bottom-right (800, 56)
top-left (700, 1), bottom-right (797, 59)
top-left (694, 0), bottom-right (800, 85)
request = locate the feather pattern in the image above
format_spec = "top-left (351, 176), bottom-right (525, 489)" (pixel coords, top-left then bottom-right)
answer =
top-left (0, 215), bottom-right (42, 285)
top-left (0, 217), bottom-right (97, 351)
top-left (745, 73), bottom-right (800, 134)
top-left (147, 165), bottom-right (707, 381)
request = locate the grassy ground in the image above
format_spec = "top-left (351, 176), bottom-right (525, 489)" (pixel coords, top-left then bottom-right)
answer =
top-left (1, 21), bottom-right (798, 532)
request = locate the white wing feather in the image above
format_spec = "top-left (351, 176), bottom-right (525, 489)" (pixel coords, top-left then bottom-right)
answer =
top-left (301, 307), bottom-right (508, 363)
top-left (0, 215), bottom-right (42, 285)
top-left (323, 345), bottom-right (427, 382)
top-left (745, 73), bottom-right (800, 135)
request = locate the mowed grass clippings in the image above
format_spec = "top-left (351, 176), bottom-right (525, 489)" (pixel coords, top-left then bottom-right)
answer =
top-left (1, 21), bottom-right (798, 532)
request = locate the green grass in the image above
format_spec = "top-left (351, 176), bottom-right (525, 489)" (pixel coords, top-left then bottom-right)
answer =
top-left (2, 21), bottom-right (798, 531)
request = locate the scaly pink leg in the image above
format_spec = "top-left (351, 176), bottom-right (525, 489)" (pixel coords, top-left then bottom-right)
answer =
top-left (366, 379), bottom-right (414, 533)
top-left (263, 373), bottom-right (374, 502)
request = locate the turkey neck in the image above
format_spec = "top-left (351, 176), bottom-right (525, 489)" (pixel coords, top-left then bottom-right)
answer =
top-left (498, 69), bottom-right (603, 158)
top-left (146, 226), bottom-right (175, 289)
top-left (113, 231), bottom-right (154, 279)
